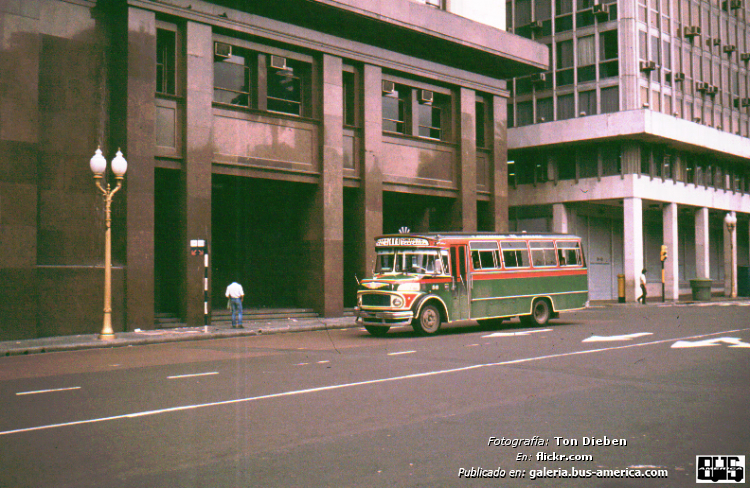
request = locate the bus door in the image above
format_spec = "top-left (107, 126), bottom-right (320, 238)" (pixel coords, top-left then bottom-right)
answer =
top-left (450, 244), bottom-right (469, 320)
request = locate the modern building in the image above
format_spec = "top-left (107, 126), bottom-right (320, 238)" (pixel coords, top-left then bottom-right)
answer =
top-left (0, 0), bottom-right (546, 340)
top-left (505, 0), bottom-right (750, 300)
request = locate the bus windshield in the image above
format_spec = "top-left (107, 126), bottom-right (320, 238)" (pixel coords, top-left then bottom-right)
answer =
top-left (375, 247), bottom-right (446, 275)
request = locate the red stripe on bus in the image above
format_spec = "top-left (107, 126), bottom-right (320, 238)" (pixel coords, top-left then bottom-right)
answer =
top-left (471, 268), bottom-right (587, 280)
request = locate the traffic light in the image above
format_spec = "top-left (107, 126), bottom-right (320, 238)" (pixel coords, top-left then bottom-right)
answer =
top-left (660, 245), bottom-right (668, 262)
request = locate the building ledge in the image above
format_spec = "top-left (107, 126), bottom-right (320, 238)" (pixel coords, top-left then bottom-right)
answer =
top-left (509, 109), bottom-right (750, 160)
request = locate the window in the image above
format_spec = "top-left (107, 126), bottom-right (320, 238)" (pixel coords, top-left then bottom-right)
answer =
top-left (577, 35), bottom-right (596, 83)
top-left (557, 241), bottom-right (583, 266)
top-left (601, 144), bottom-right (621, 176)
top-left (382, 85), bottom-right (406, 134)
top-left (579, 90), bottom-right (597, 116)
top-left (601, 86), bottom-right (619, 113)
top-left (579, 144), bottom-right (598, 178)
top-left (267, 59), bottom-right (307, 116)
top-left (530, 240), bottom-right (557, 267)
top-left (343, 71), bottom-right (356, 127)
top-left (556, 0), bottom-right (573, 32)
top-left (537, 97), bottom-right (553, 122)
top-left (558, 93), bottom-right (575, 119)
top-left (156, 29), bottom-right (176, 95)
top-left (214, 46), bottom-right (251, 107)
top-left (599, 30), bottom-right (619, 79)
top-left (476, 100), bottom-right (487, 148)
top-left (557, 150), bottom-right (576, 180)
top-left (556, 40), bottom-right (574, 86)
top-left (470, 241), bottom-right (500, 270)
top-left (418, 99), bottom-right (442, 139)
top-left (500, 241), bottom-right (530, 268)
top-left (517, 101), bottom-right (533, 126)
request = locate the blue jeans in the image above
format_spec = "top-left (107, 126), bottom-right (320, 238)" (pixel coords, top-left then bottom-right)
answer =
top-left (230, 298), bottom-right (243, 327)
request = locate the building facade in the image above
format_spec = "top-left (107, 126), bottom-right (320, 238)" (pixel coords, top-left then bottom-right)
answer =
top-left (0, 0), bottom-right (545, 339)
top-left (505, 0), bottom-right (750, 300)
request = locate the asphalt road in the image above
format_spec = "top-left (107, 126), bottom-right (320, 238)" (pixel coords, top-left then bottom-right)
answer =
top-left (1, 304), bottom-right (749, 487)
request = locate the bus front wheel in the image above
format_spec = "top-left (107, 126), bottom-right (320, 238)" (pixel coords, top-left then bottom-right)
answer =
top-left (413, 304), bottom-right (442, 335)
top-left (521, 299), bottom-right (551, 326)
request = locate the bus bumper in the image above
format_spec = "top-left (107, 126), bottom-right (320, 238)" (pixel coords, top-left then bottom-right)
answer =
top-left (355, 307), bottom-right (414, 326)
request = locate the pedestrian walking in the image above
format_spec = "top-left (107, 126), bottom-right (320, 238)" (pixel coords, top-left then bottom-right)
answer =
top-left (225, 281), bottom-right (245, 328)
top-left (638, 269), bottom-right (648, 304)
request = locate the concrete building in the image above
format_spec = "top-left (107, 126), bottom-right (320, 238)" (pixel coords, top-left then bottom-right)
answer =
top-left (0, 0), bottom-right (546, 340)
top-left (505, 0), bottom-right (750, 300)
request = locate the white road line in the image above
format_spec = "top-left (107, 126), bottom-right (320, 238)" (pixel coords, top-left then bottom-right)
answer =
top-left (388, 350), bottom-right (416, 356)
top-left (482, 328), bottom-right (552, 338)
top-left (582, 332), bottom-right (653, 342)
top-left (317, 360), bottom-right (330, 364)
top-left (16, 386), bottom-right (81, 396)
top-left (3, 326), bottom-right (749, 437)
top-left (167, 372), bottom-right (219, 380)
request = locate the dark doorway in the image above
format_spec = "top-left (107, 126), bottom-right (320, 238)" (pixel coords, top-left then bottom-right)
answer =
top-left (343, 187), bottom-right (360, 308)
top-left (383, 191), bottom-right (454, 234)
top-left (211, 175), bottom-right (314, 310)
top-left (154, 168), bottom-right (182, 314)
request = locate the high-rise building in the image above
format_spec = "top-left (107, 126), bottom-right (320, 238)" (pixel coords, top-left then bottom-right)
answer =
top-left (505, 0), bottom-right (750, 300)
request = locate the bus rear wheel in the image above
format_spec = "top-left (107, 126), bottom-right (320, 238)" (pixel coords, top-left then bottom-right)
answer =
top-left (521, 299), bottom-right (551, 326)
top-left (364, 325), bottom-right (390, 337)
top-left (413, 304), bottom-right (442, 335)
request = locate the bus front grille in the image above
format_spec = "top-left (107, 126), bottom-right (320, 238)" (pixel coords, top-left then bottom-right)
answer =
top-left (361, 294), bottom-right (391, 307)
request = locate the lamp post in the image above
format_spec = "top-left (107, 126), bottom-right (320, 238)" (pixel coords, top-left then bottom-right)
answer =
top-left (90, 147), bottom-right (127, 340)
top-left (724, 212), bottom-right (737, 299)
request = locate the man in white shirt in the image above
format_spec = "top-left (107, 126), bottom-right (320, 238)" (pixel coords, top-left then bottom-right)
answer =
top-left (638, 269), bottom-right (647, 305)
top-left (225, 281), bottom-right (245, 328)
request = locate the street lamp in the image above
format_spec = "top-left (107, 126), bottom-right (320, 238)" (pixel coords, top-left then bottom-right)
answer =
top-left (90, 147), bottom-right (127, 340)
top-left (724, 212), bottom-right (738, 299)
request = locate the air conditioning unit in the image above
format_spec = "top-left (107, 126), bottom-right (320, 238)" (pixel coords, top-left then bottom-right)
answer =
top-left (742, 98), bottom-right (750, 107)
top-left (592, 3), bottom-right (609, 16)
top-left (708, 37), bottom-right (721, 47)
top-left (640, 60), bottom-right (656, 72)
top-left (730, 0), bottom-right (742, 9)
top-left (724, 44), bottom-right (737, 54)
top-left (696, 81), bottom-right (710, 92)
top-left (706, 85), bottom-right (719, 96)
top-left (530, 72), bottom-right (547, 83)
top-left (682, 26), bottom-right (701, 38)
top-left (529, 20), bottom-right (544, 31)
top-left (420, 89), bottom-right (434, 104)
top-left (214, 42), bottom-right (232, 59)
top-left (673, 72), bottom-right (686, 82)
top-left (382, 80), bottom-right (396, 94)
top-left (270, 55), bottom-right (288, 70)
top-left (741, 53), bottom-right (750, 62)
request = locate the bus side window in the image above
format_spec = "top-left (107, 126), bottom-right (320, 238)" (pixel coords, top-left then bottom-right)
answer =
top-left (557, 241), bottom-right (582, 266)
top-left (471, 251), bottom-right (482, 270)
top-left (500, 241), bottom-right (530, 268)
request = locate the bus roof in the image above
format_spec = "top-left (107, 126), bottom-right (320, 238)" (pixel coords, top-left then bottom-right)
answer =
top-left (376, 232), bottom-right (582, 242)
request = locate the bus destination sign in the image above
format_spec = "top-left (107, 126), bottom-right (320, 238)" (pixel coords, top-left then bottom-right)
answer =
top-left (376, 237), bottom-right (430, 247)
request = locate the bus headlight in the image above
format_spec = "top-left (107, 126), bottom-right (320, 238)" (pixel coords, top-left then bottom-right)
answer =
top-left (397, 283), bottom-right (420, 291)
top-left (391, 296), bottom-right (404, 308)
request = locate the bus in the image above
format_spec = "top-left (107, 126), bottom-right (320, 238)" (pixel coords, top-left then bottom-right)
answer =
top-left (355, 232), bottom-right (588, 336)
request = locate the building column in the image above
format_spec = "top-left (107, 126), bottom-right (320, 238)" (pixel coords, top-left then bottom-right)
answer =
top-left (124, 7), bottom-right (157, 329)
top-left (183, 21), bottom-right (213, 326)
top-left (663, 202), bottom-right (679, 300)
top-left (695, 207), bottom-right (710, 279)
top-left (309, 54), bottom-right (344, 317)
top-left (490, 95), bottom-right (509, 233)
top-left (623, 197), bottom-right (644, 301)
top-left (552, 203), bottom-right (570, 234)
top-left (452, 87), bottom-right (477, 231)
top-left (356, 64), bottom-right (384, 279)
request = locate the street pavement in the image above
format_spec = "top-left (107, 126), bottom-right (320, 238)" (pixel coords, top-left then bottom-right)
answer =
top-left (2, 297), bottom-right (749, 356)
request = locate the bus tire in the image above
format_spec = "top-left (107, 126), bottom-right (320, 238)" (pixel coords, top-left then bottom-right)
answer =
top-left (364, 325), bottom-right (390, 337)
top-left (521, 298), bottom-right (551, 326)
top-left (413, 304), bottom-right (442, 335)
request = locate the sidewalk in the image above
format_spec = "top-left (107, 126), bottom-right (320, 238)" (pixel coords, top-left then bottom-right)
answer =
top-left (2, 297), bottom-right (748, 357)
top-left (0, 316), bottom-right (359, 357)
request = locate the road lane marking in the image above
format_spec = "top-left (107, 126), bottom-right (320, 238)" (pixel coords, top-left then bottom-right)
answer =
top-left (16, 386), bottom-right (81, 396)
top-left (3, 326), bottom-right (749, 437)
top-left (582, 332), bottom-right (653, 342)
top-left (387, 350), bottom-right (416, 356)
top-left (671, 337), bottom-right (750, 348)
top-left (482, 328), bottom-right (552, 338)
top-left (167, 372), bottom-right (219, 380)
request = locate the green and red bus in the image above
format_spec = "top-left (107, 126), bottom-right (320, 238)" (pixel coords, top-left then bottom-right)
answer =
top-left (355, 233), bottom-right (588, 336)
